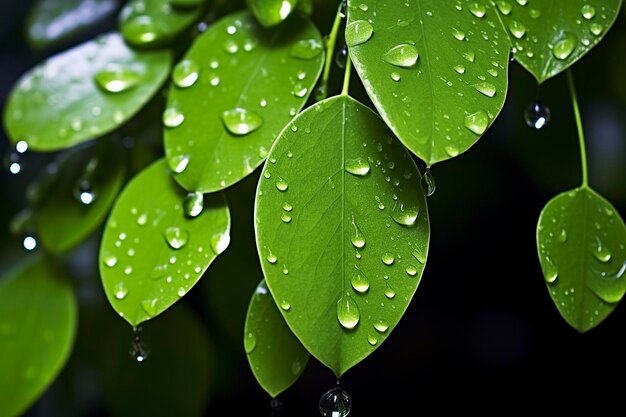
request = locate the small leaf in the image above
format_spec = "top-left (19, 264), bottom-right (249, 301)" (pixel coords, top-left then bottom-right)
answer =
top-left (26, 0), bottom-right (120, 49)
top-left (248, 0), bottom-right (298, 27)
top-left (537, 187), bottom-right (626, 332)
top-left (100, 159), bottom-right (230, 326)
top-left (347, 0), bottom-right (509, 166)
top-left (494, 0), bottom-right (623, 82)
top-left (119, 0), bottom-right (203, 48)
top-left (163, 11), bottom-right (324, 193)
top-left (0, 257), bottom-right (77, 417)
top-left (244, 280), bottom-right (310, 397)
top-left (255, 96), bottom-right (430, 376)
top-left (28, 140), bottom-right (125, 253)
top-left (3, 33), bottom-right (172, 151)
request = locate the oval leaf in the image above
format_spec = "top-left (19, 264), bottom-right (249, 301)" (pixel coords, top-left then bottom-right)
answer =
top-left (248, 0), bottom-right (298, 27)
top-left (120, 0), bottom-right (203, 48)
top-left (495, 0), bottom-right (622, 83)
top-left (244, 280), bottom-right (310, 397)
top-left (255, 96), bottom-right (430, 376)
top-left (347, 0), bottom-right (509, 166)
top-left (0, 257), bottom-right (77, 417)
top-left (3, 33), bottom-right (172, 151)
top-left (29, 140), bottom-right (125, 253)
top-left (537, 187), bottom-right (626, 332)
top-left (26, 0), bottom-right (120, 49)
top-left (163, 11), bottom-right (324, 193)
top-left (100, 159), bottom-right (230, 326)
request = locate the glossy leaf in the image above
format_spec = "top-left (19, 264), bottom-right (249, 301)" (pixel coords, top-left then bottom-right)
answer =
top-left (3, 33), bottom-right (171, 151)
top-left (494, 0), bottom-right (622, 83)
top-left (119, 0), bottom-right (203, 48)
top-left (28, 140), bottom-right (125, 253)
top-left (248, 0), bottom-right (298, 27)
top-left (255, 96), bottom-right (430, 376)
top-left (0, 258), bottom-right (77, 417)
top-left (97, 305), bottom-right (214, 417)
top-left (164, 11), bottom-right (324, 193)
top-left (26, 0), bottom-right (120, 49)
top-left (100, 159), bottom-right (230, 326)
top-left (537, 187), bottom-right (626, 332)
top-left (347, 0), bottom-right (509, 166)
top-left (244, 280), bottom-right (310, 397)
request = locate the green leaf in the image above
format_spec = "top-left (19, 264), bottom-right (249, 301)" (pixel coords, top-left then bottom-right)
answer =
top-left (119, 0), bottom-right (203, 48)
top-left (3, 33), bottom-right (172, 151)
top-left (163, 11), bottom-right (324, 193)
top-left (347, 0), bottom-right (510, 166)
top-left (97, 304), bottom-right (214, 417)
top-left (25, 0), bottom-right (120, 49)
top-left (248, 0), bottom-right (298, 27)
top-left (99, 159), bottom-right (230, 327)
top-left (494, 0), bottom-right (623, 83)
top-left (28, 140), bottom-right (125, 253)
top-left (255, 96), bottom-right (430, 376)
top-left (0, 257), bottom-right (77, 417)
top-left (537, 187), bottom-right (626, 332)
top-left (244, 280), bottom-right (310, 397)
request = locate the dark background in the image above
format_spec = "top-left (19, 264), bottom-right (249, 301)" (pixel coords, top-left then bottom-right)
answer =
top-left (1, 1), bottom-right (626, 415)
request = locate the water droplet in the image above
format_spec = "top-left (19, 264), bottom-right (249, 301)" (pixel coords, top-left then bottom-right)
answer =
top-left (114, 282), bottom-right (128, 300)
top-left (74, 178), bottom-right (96, 205)
top-left (413, 248), bottom-right (426, 264)
top-left (581, 4), bottom-right (595, 19)
top-left (590, 23), bottom-right (604, 36)
top-left (445, 145), bottom-right (459, 157)
top-left (169, 154), bottom-right (189, 174)
top-left (473, 82), bottom-right (496, 97)
top-left (462, 50), bottom-right (475, 62)
top-left (382, 252), bottom-right (395, 265)
top-left (224, 39), bottom-right (238, 54)
top-left (345, 20), bottom-right (374, 47)
top-left (319, 387), bottom-right (352, 417)
top-left (350, 215), bottom-right (366, 249)
top-left (210, 232), bottom-right (230, 255)
top-left (290, 39), bottom-right (324, 60)
top-left (558, 229), bottom-right (568, 243)
top-left (337, 293), bottom-right (360, 329)
top-left (183, 192), bottom-right (204, 218)
top-left (384, 285), bottom-right (396, 299)
top-left (496, 0), bottom-right (512, 15)
top-left (391, 202), bottom-right (418, 226)
top-left (469, 2), bottom-right (486, 18)
top-left (222, 108), bottom-right (263, 136)
top-left (244, 331), bottom-right (257, 354)
top-left (421, 169), bottom-right (436, 196)
top-left (373, 319), bottom-right (389, 333)
top-left (592, 236), bottom-right (611, 263)
top-left (266, 250), bottom-right (278, 264)
top-left (516, 0), bottom-right (527, 5)
top-left (335, 45), bottom-right (348, 69)
top-left (463, 111), bottom-right (489, 135)
top-left (390, 72), bottom-right (401, 82)
top-left (351, 268), bottom-right (370, 293)
top-left (382, 44), bottom-right (419, 68)
top-left (163, 107), bottom-right (184, 128)
top-left (103, 254), bottom-right (118, 267)
top-left (94, 67), bottom-right (140, 93)
top-left (22, 235), bottom-right (37, 251)
top-left (282, 202), bottom-right (293, 211)
top-left (172, 59), bottom-right (199, 88)
top-left (508, 20), bottom-right (526, 39)
top-left (454, 65), bottom-right (465, 74)
top-left (275, 177), bottom-right (289, 191)
top-left (552, 33), bottom-right (577, 60)
top-left (151, 264), bottom-right (168, 280)
top-left (141, 298), bottom-right (158, 317)
top-left (345, 157), bottom-right (370, 176)
top-left (452, 28), bottom-right (466, 41)
top-left (542, 255), bottom-right (558, 283)
top-left (524, 100), bottom-right (551, 129)
top-left (406, 265), bottom-right (418, 276)
top-left (367, 334), bottom-right (378, 345)
top-left (280, 300), bottom-right (291, 311)
top-left (281, 212), bottom-right (292, 223)
top-left (164, 226), bottom-right (189, 249)
top-left (130, 327), bottom-right (149, 362)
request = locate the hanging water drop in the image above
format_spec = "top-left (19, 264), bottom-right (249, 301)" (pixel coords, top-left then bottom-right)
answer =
top-left (335, 45), bottom-right (348, 69)
top-left (524, 100), bottom-right (551, 129)
top-left (130, 326), bottom-right (149, 362)
top-left (336, 293), bottom-right (360, 329)
top-left (162, 107), bottom-right (185, 128)
top-left (222, 108), bottom-right (264, 135)
top-left (350, 215), bottom-right (366, 248)
top-left (183, 192), bottom-right (204, 218)
top-left (23, 235), bottom-right (38, 251)
top-left (74, 178), bottom-right (96, 205)
top-left (345, 20), bottom-right (374, 47)
top-left (552, 33), bottom-right (577, 60)
top-left (382, 44), bottom-right (419, 68)
top-left (421, 169), bottom-right (436, 196)
top-left (164, 226), bottom-right (189, 249)
top-left (94, 67), bottom-right (141, 93)
top-left (345, 157), bottom-right (370, 176)
top-left (319, 387), bottom-right (352, 417)
top-left (4, 142), bottom-right (25, 175)
top-left (172, 59), bottom-right (200, 88)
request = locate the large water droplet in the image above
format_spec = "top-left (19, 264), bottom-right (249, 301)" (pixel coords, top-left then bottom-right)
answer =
top-left (114, 282), bottom-right (128, 300)
top-left (382, 252), bottom-right (395, 265)
top-left (275, 177), bottom-right (289, 191)
top-left (508, 20), bottom-right (526, 39)
top-left (164, 226), bottom-right (189, 249)
top-left (319, 387), bottom-right (352, 417)
top-left (452, 28), bottom-right (466, 41)
top-left (244, 331), bottom-right (257, 354)
top-left (592, 236), bottom-right (611, 263)
top-left (542, 255), bottom-right (558, 283)
top-left (463, 111), bottom-right (489, 135)
top-left (473, 82), bottom-right (496, 97)
top-left (222, 108), bottom-right (263, 136)
top-left (290, 39), bottom-right (324, 60)
top-left (373, 319), bottom-right (389, 333)
top-left (172, 59), bottom-right (199, 88)
top-left (552, 33), bottom-right (577, 60)
top-left (350, 215), bottom-right (366, 248)
top-left (421, 169), bottom-right (436, 196)
top-left (351, 268), bottom-right (370, 293)
top-left (581, 4), bottom-right (595, 19)
top-left (94, 67), bottom-right (140, 93)
top-left (345, 157), bottom-right (370, 176)
top-left (382, 44), bottom-right (419, 68)
top-left (496, 1), bottom-right (512, 15)
top-left (590, 23), bottom-right (604, 36)
top-left (524, 100), bottom-right (551, 129)
top-left (183, 192), bottom-right (204, 218)
top-left (469, 2), bottom-right (486, 18)
top-left (345, 20), bottom-right (374, 47)
top-left (163, 107), bottom-right (184, 128)
top-left (391, 202), bottom-right (418, 226)
top-left (337, 293), bottom-right (360, 329)
top-left (210, 232), bottom-right (230, 255)
top-left (405, 265), bottom-right (418, 276)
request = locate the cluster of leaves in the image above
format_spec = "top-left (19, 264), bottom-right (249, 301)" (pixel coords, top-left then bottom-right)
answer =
top-left (1, 0), bottom-right (625, 415)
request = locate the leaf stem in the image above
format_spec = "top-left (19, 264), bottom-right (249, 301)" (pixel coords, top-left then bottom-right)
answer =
top-left (566, 70), bottom-right (588, 188)
top-left (318, 2), bottom-right (345, 100)
top-left (341, 55), bottom-right (352, 96)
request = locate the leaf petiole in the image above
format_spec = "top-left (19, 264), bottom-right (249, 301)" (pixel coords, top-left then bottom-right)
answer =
top-left (566, 69), bottom-right (589, 188)
top-left (318, 1), bottom-right (345, 100)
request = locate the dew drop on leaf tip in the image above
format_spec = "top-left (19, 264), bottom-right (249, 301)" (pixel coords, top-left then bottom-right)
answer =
top-left (130, 326), bottom-right (149, 362)
top-left (319, 386), bottom-right (352, 417)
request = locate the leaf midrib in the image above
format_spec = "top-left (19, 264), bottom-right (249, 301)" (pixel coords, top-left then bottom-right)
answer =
top-left (416, 0), bottom-right (436, 165)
